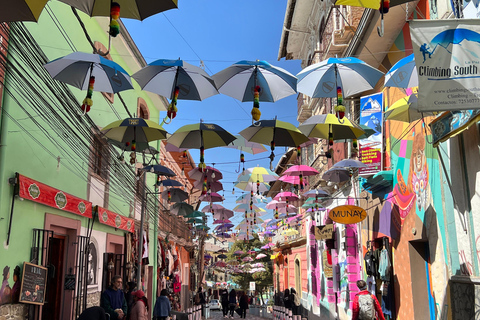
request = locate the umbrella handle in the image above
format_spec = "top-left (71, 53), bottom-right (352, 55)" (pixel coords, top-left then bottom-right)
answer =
top-left (377, 16), bottom-right (384, 37)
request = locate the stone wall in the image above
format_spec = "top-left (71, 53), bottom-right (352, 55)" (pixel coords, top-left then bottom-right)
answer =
top-left (0, 304), bottom-right (28, 320)
top-left (86, 291), bottom-right (101, 309)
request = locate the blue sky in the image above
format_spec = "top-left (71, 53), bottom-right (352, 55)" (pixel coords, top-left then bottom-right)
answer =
top-left (124, 0), bottom-right (302, 228)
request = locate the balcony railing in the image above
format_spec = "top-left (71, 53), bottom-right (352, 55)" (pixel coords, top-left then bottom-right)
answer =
top-left (271, 219), bottom-right (307, 247)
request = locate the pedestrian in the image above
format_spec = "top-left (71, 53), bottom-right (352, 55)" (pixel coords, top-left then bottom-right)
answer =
top-left (221, 289), bottom-right (229, 318)
top-left (100, 275), bottom-right (128, 320)
top-left (228, 289), bottom-right (237, 319)
top-left (125, 281), bottom-right (137, 320)
top-left (290, 288), bottom-right (301, 315)
top-left (283, 288), bottom-right (291, 310)
top-left (153, 289), bottom-right (172, 320)
top-left (129, 290), bottom-right (148, 320)
top-left (238, 291), bottom-right (249, 318)
top-left (351, 280), bottom-right (385, 320)
top-left (195, 287), bottom-right (206, 317)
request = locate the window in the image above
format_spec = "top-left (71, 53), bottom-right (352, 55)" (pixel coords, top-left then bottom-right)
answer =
top-left (137, 97), bottom-right (150, 120)
top-left (295, 258), bottom-right (301, 295)
top-left (94, 42), bottom-right (114, 103)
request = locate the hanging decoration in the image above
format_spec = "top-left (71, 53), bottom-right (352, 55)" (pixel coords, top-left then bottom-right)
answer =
top-left (167, 86), bottom-right (179, 121)
top-left (380, 0), bottom-right (390, 13)
top-left (299, 174), bottom-right (304, 190)
top-left (352, 139), bottom-right (358, 149)
top-left (274, 206), bottom-right (278, 219)
top-left (269, 140), bottom-right (275, 170)
top-left (81, 76), bottom-right (95, 114)
top-left (240, 153), bottom-right (245, 173)
top-left (334, 86), bottom-right (345, 120)
top-left (199, 146), bottom-right (206, 172)
top-left (297, 146), bottom-right (301, 162)
top-left (202, 176), bottom-right (208, 195)
top-left (167, 190), bottom-right (171, 203)
top-left (251, 85), bottom-right (261, 122)
top-left (109, 2), bottom-right (121, 37)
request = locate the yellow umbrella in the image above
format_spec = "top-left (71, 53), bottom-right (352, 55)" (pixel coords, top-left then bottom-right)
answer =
top-left (101, 118), bottom-right (169, 143)
top-left (281, 229), bottom-right (299, 236)
top-left (385, 94), bottom-right (435, 122)
top-left (298, 114), bottom-right (365, 140)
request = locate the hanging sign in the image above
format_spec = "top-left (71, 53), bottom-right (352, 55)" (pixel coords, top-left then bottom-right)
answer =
top-left (17, 173), bottom-right (92, 218)
top-left (19, 262), bottom-right (48, 305)
top-left (96, 206), bottom-right (135, 233)
top-left (315, 224), bottom-right (334, 240)
top-left (359, 92), bottom-right (383, 176)
top-left (328, 205), bottom-right (367, 224)
top-left (410, 19), bottom-right (480, 112)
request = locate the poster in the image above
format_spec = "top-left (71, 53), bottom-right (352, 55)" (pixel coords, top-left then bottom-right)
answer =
top-left (410, 19), bottom-right (480, 111)
top-left (359, 92), bottom-right (383, 175)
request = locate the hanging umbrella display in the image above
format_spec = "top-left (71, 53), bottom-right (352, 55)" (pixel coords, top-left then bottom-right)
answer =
top-left (217, 254), bottom-right (228, 259)
top-left (215, 261), bottom-right (227, 268)
top-left (44, 52), bottom-right (133, 113)
top-left (322, 167), bottom-right (351, 183)
top-left (199, 192), bottom-right (224, 203)
top-left (225, 135), bottom-right (268, 154)
top-left (212, 60), bottom-right (297, 122)
top-left (58, 0), bottom-right (178, 20)
top-left (233, 203), bottom-right (265, 213)
top-left (201, 204), bottom-right (225, 213)
top-left (357, 124), bottom-right (377, 140)
top-left (142, 164), bottom-right (176, 177)
top-left (278, 175), bottom-right (309, 187)
top-left (167, 121), bottom-right (236, 170)
top-left (273, 191), bottom-right (299, 202)
top-left (132, 59), bottom-right (218, 123)
top-left (298, 114), bottom-right (365, 141)
top-left (242, 167), bottom-right (279, 183)
top-left (302, 188), bottom-right (330, 198)
top-left (109, 139), bottom-right (159, 154)
top-left (188, 166), bottom-right (223, 182)
top-left (186, 218), bottom-right (203, 224)
top-left (281, 164), bottom-right (319, 191)
top-left (384, 54), bottom-right (418, 88)
top-left (156, 179), bottom-right (183, 187)
top-left (0, 0), bottom-right (49, 23)
top-left (236, 193), bottom-right (267, 204)
top-left (333, 159), bottom-right (367, 169)
top-left (242, 256), bottom-right (254, 262)
top-left (184, 210), bottom-right (205, 218)
top-left (240, 119), bottom-right (309, 169)
top-left (216, 232), bottom-right (232, 239)
top-left (234, 181), bottom-right (270, 193)
top-left (213, 219), bottom-right (232, 224)
top-left (195, 225), bottom-right (210, 231)
top-left (385, 94), bottom-right (434, 122)
top-left (171, 202), bottom-right (194, 216)
top-left (161, 188), bottom-right (188, 203)
top-left (193, 180), bottom-right (223, 193)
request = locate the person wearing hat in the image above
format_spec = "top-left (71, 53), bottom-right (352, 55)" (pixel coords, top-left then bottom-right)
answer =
top-left (130, 290), bottom-right (149, 320)
top-left (153, 289), bottom-right (171, 320)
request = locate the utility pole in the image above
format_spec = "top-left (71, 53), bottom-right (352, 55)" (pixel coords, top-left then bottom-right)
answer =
top-left (137, 171), bottom-right (146, 288)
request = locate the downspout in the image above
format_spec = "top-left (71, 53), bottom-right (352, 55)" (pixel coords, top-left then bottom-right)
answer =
top-left (343, 9), bottom-right (376, 58)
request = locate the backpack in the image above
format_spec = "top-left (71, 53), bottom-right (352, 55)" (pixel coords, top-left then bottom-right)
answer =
top-left (194, 292), bottom-right (200, 304)
top-left (293, 293), bottom-right (301, 307)
top-left (358, 294), bottom-right (375, 320)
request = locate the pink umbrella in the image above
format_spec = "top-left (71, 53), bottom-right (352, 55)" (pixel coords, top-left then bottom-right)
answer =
top-left (193, 180), bottom-right (224, 192)
top-left (188, 166), bottom-right (223, 181)
top-left (273, 191), bottom-right (299, 202)
top-left (266, 200), bottom-right (294, 209)
top-left (247, 250), bottom-right (256, 254)
top-left (282, 165), bottom-right (319, 177)
top-left (277, 205), bottom-right (297, 214)
top-left (201, 204), bottom-right (225, 213)
top-left (213, 219), bottom-right (232, 224)
top-left (212, 209), bottom-right (234, 220)
top-left (242, 256), bottom-right (253, 262)
top-left (215, 261), bottom-right (227, 268)
top-left (278, 175), bottom-right (309, 186)
top-left (199, 192), bottom-right (224, 202)
top-left (256, 253), bottom-right (267, 259)
top-left (233, 250), bottom-right (244, 256)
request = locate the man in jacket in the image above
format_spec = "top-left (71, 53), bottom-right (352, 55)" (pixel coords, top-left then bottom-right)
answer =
top-left (101, 275), bottom-right (128, 320)
top-left (351, 280), bottom-right (385, 320)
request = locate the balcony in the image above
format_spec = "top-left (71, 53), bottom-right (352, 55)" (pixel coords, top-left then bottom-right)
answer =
top-left (271, 218), bottom-right (307, 249)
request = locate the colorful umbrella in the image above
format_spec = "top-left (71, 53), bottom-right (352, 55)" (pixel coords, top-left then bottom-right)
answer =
top-left (384, 54), bottom-right (418, 88)
top-left (385, 94), bottom-right (434, 123)
top-left (167, 122), bottom-right (237, 150)
top-left (213, 219), bottom-right (232, 224)
top-left (233, 203), bottom-right (265, 213)
top-left (142, 164), bottom-right (176, 177)
top-left (256, 253), bottom-right (267, 259)
top-left (239, 167), bottom-right (279, 183)
top-left (233, 250), bottom-right (244, 256)
top-left (161, 188), bottom-right (188, 203)
top-left (298, 114), bottom-right (365, 140)
top-left (302, 188), bottom-right (330, 198)
top-left (236, 193), bottom-right (267, 204)
top-left (242, 256), bottom-right (254, 262)
top-left (171, 202), bottom-right (194, 216)
top-left (322, 167), bottom-right (351, 183)
top-left (0, 0), bottom-right (49, 23)
top-left (212, 60), bottom-right (297, 122)
top-left (199, 192), bottom-right (224, 203)
top-left (193, 180), bottom-right (223, 193)
top-left (278, 175), bottom-right (309, 186)
top-left (156, 179), bottom-right (183, 187)
top-left (333, 159), bottom-right (367, 169)
top-left (188, 166), bottom-right (223, 182)
top-left (225, 135), bottom-right (268, 154)
top-left (234, 181), bottom-right (270, 193)
top-left (186, 218), bottom-right (203, 224)
top-left (215, 261), bottom-right (227, 267)
top-left (195, 225), bottom-right (210, 231)
top-left (282, 165), bottom-right (319, 177)
top-left (216, 232), bottom-right (232, 239)
top-left (184, 211), bottom-right (205, 218)
top-left (273, 191), bottom-right (299, 202)
top-left (217, 254), bottom-right (228, 259)
top-left (102, 118), bottom-right (169, 143)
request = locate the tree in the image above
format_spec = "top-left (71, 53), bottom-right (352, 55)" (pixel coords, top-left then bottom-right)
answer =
top-left (227, 234), bottom-right (273, 304)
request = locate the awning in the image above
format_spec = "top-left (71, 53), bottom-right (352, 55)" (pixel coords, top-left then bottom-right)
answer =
top-left (96, 206), bottom-right (135, 233)
top-left (17, 173), bottom-right (92, 218)
top-left (430, 110), bottom-right (480, 147)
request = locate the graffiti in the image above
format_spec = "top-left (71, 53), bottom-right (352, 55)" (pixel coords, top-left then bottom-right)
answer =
top-left (459, 250), bottom-right (474, 276)
top-left (408, 125), bottom-right (429, 212)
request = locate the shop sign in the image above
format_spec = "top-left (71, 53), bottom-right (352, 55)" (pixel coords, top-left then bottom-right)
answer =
top-left (328, 205), bottom-right (367, 224)
top-left (315, 224), bottom-right (334, 240)
top-left (359, 92), bottom-right (383, 175)
top-left (17, 173), bottom-right (92, 218)
top-left (96, 206), bottom-right (135, 233)
top-left (249, 281), bottom-right (256, 291)
top-left (430, 110), bottom-right (480, 147)
top-left (19, 262), bottom-right (48, 305)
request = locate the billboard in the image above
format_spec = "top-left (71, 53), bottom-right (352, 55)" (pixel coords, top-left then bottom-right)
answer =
top-left (359, 92), bottom-right (383, 175)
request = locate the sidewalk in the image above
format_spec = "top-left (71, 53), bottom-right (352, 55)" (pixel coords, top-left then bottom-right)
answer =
top-left (209, 308), bottom-right (271, 319)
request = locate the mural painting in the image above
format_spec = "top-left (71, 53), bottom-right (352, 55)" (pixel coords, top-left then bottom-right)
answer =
top-left (0, 265), bottom-right (21, 306)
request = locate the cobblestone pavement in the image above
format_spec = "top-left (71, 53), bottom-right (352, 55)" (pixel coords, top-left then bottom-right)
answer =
top-left (208, 308), bottom-right (272, 319)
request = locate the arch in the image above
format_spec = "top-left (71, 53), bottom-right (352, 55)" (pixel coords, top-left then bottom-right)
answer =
top-left (294, 256), bottom-right (301, 295)
top-left (137, 97), bottom-right (150, 120)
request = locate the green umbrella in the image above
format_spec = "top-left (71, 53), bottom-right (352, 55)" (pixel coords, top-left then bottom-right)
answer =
top-left (186, 218), bottom-right (203, 224)
top-left (195, 225), bottom-right (210, 231)
top-left (171, 202), bottom-right (194, 216)
top-left (185, 211), bottom-right (206, 218)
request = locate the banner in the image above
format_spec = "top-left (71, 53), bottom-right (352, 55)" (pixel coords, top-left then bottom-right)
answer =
top-left (96, 206), bottom-right (135, 233)
top-left (410, 19), bottom-right (480, 111)
top-left (18, 174), bottom-right (92, 218)
top-left (359, 92), bottom-right (383, 175)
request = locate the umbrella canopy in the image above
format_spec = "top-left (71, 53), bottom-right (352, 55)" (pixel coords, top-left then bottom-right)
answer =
top-left (58, 0), bottom-right (178, 20)
top-left (213, 219), bottom-right (232, 224)
top-left (273, 191), bottom-right (299, 202)
top-left (298, 114), bottom-right (365, 140)
top-left (193, 180), bottom-right (223, 193)
top-left (188, 166), bottom-right (223, 182)
top-left (240, 119), bottom-right (309, 147)
top-left (109, 139), bottom-right (159, 154)
top-left (156, 179), bottom-right (183, 187)
top-left (282, 165), bottom-right (319, 177)
top-left (167, 122), bottom-right (237, 149)
top-left (195, 225), bottom-right (210, 231)
top-left (266, 200), bottom-right (293, 209)
top-left (0, 0), bottom-right (48, 23)
top-left (161, 188), bottom-right (188, 203)
top-left (186, 218), bottom-right (203, 224)
top-left (333, 159), bottom-right (367, 169)
top-left (142, 164), bottom-right (176, 177)
top-left (171, 202), bottom-right (194, 216)
top-left (44, 52), bottom-right (133, 93)
top-left (215, 261), bottom-right (227, 268)
top-left (217, 254), bottom-right (228, 259)
top-left (199, 192), bottom-right (224, 203)
top-left (296, 57), bottom-right (383, 98)
top-left (384, 54), bottom-right (418, 88)
top-left (358, 124), bottom-right (377, 140)
top-left (201, 203), bottom-right (225, 212)
top-left (277, 205), bottom-right (298, 214)
top-left (225, 135), bottom-right (268, 154)
top-left (132, 59), bottom-right (218, 101)
top-left (185, 211), bottom-right (205, 218)
top-left (102, 118), bottom-right (169, 143)
top-left (302, 188), bottom-right (330, 198)
top-left (241, 167), bottom-right (279, 183)
top-left (385, 94), bottom-right (434, 122)
top-left (242, 256), bottom-right (254, 262)
top-left (233, 203), bottom-right (265, 213)
top-left (233, 250), bottom-right (244, 255)
top-left (235, 181), bottom-right (270, 193)
top-left (322, 168), bottom-right (351, 183)
top-left (236, 193), bottom-right (267, 204)
top-left (216, 232), bottom-right (232, 239)
top-left (278, 175), bottom-right (309, 186)
top-left (212, 59), bottom-right (297, 102)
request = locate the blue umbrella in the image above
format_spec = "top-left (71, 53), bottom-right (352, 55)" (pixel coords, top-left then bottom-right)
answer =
top-left (142, 165), bottom-right (176, 177)
top-left (44, 52), bottom-right (133, 93)
top-left (384, 54), bottom-right (418, 88)
top-left (296, 57), bottom-right (383, 98)
top-left (156, 179), bottom-right (183, 187)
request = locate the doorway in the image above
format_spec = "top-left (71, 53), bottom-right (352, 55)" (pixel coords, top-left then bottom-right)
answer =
top-left (409, 241), bottom-right (434, 320)
top-left (42, 236), bottom-right (65, 320)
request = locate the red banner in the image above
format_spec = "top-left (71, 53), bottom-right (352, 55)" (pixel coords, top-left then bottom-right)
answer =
top-left (18, 174), bottom-right (92, 218)
top-left (96, 206), bottom-right (135, 233)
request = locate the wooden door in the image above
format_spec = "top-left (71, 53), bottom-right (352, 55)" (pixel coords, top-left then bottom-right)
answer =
top-left (42, 236), bottom-right (65, 320)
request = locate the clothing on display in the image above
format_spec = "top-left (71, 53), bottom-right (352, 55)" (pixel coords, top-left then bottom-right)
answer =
top-left (378, 248), bottom-right (391, 281)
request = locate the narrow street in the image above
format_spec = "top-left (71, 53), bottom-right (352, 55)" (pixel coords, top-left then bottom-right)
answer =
top-left (208, 309), bottom-right (271, 320)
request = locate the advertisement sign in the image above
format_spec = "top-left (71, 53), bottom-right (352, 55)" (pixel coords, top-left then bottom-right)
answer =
top-left (359, 92), bottom-right (383, 175)
top-left (430, 110), bottom-right (480, 147)
top-left (96, 206), bottom-right (135, 233)
top-left (328, 205), bottom-right (367, 224)
top-left (17, 173), bottom-right (92, 218)
top-left (249, 281), bottom-right (256, 291)
top-left (315, 224), bottom-right (334, 240)
top-left (410, 19), bottom-right (480, 112)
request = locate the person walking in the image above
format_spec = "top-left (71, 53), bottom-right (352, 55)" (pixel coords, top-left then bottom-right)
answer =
top-left (228, 289), bottom-right (237, 319)
top-left (238, 291), bottom-right (249, 319)
top-left (221, 289), bottom-right (229, 318)
top-left (283, 289), bottom-right (291, 311)
top-left (290, 288), bottom-right (301, 316)
top-left (130, 290), bottom-right (148, 320)
top-left (153, 289), bottom-right (172, 320)
top-left (351, 280), bottom-right (385, 320)
top-left (100, 275), bottom-right (128, 320)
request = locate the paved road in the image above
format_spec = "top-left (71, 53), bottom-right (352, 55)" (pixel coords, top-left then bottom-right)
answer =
top-left (208, 308), bottom-right (271, 319)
